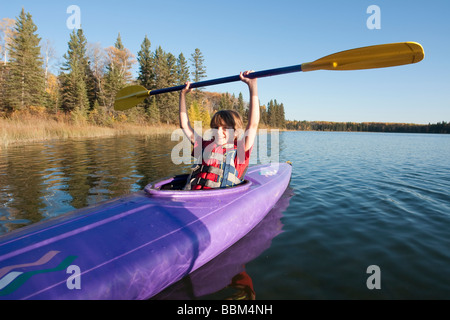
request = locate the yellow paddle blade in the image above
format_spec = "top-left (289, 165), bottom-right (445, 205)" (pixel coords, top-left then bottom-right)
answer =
top-left (114, 85), bottom-right (150, 111)
top-left (301, 42), bottom-right (424, 72)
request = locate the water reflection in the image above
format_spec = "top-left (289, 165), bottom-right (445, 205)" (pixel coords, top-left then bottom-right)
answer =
top-left (152, 187), bottom-right (294, 300)
top-left (0, 135), bottom-right (189, 235)
top-left (0, 131), bottom-right (284, 235)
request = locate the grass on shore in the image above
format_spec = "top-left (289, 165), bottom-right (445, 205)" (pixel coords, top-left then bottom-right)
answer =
top-left (0, 114), bottom-right (177, 149)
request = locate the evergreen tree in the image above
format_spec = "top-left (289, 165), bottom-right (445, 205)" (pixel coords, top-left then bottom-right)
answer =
top-left (237, 92), bottom-right (245, 117)
top-left (60, 28), bottom-right (90, 113)
top-left (278, 102), bottom-right (286, 128)
top-left (152, 46), bottom-right (178, 124)
top-left (190, 48), bottom-right (206, 84)
top-left (219, 92), bottom-right (233, 110)
top-left (153, 46), bottom-right (170, 123)
top-left (6, 9), bottom-right (45, 111)
top-left (85, 60), bottom-right (99, 110)
top-left (166, 52), bottom-right (179, 123)
top-left (137, 35), bottom-right (153, 89)
top-left (147, 96), bottom-right (160, 124)
top-left (267, 100), bottom-right (277, 127)
top-left (176, 52), bottom-right (190, 84)
top-left (137, 35), bottom-right (154, 113)
top-left (265, 99), bottom-right (286, 128)
top-left (167, 52), bottom-right (177, 86)
top-left (0, 64), bottom-right (10, 112)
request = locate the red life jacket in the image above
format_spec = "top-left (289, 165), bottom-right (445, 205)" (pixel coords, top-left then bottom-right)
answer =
top-left (184, 140), bottom-right (247, 190)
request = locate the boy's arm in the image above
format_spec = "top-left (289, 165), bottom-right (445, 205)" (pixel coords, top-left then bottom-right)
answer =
top-left (179, 82), bottom-right (197, 144)
top-left (240, 71), bottom-right (260, 152)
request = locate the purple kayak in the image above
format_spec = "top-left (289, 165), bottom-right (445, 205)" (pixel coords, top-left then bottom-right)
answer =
top-left (0, 162), bottom-right (292, 300)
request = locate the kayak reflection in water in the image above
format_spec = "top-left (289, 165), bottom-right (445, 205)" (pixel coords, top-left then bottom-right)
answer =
top-left (178, 70), bottom-right (260, 190)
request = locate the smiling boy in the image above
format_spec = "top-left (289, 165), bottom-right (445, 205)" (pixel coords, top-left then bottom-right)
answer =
top-left (179, 70), bottom-right (260, 190)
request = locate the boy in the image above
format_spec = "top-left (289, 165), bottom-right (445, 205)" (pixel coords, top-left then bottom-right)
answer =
top-left (179, 70), bottom-right (259, 190)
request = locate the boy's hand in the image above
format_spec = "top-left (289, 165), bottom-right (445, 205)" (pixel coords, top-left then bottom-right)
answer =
top-left (239, 70), bottom-right (257, 90)
top-left (240, 70), bottom-right (258, 94)
top-left (181, 81), bottom-right (192, 95)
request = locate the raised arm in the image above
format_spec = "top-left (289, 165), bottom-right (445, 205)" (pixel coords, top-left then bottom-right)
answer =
top-left (179, 82), bottom-right (197, 144)
top-left (240, 71), bottom-right (260, 152)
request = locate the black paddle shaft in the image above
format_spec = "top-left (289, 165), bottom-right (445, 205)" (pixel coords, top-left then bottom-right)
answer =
top-left (148, 64), bottom-right (303, 96)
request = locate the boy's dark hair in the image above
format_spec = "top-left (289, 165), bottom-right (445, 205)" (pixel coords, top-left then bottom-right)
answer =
top-left (210, 110), bottom-right (244, 130)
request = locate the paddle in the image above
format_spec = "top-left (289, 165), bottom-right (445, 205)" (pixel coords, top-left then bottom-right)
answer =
top-left (114, 42), bottom-right (424, 111)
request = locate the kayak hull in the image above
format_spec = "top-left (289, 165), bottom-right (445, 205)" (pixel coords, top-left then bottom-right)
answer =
top-left (0, 163), bottom-right (291, 300)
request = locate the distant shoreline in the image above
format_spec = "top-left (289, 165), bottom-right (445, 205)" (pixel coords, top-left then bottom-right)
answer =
top-left (1, 115), bottom-right (448, 149)
top-left (285, 120), bottom-right (450, 134)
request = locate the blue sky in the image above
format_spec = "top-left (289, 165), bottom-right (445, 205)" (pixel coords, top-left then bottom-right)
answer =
top-left (1, 0), bottom-right (449, 124)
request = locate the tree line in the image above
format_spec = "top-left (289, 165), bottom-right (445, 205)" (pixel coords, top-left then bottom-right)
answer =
top-left (285, 120), bottom-right (450, 134)
top-left (0, 8), bottom-right (286, 128)
top-left (1, 9), bottom-right (446, 133)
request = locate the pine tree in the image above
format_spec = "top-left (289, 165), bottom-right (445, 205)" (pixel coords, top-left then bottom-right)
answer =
top-left (166, 52), bottom-right (179, 123)
top-left (190, 48), bottom-right (206, 83)
top-left (153, 46), bottom-right (170, 123)
top-left (152, 46), bottom-right (178, 124)
top-left (137, 35), bottom-right (153, 89)
top-left (6, 9), bottom-right (45, 111)
top-left (278, 102), bottom-right (286, 128)
top-left (237, 92), bottom-right (246, 122)
top-left (176, 52), bottom-right (189, 85)
top-left (60, 29), bottom-right (90, 113)
top-left (167, 52), bottom-right (177, 86)
top-left (267, 100), bottom-right (276, 127)
top-left (147, 96), bottom-right (160, 124)
top-left (137, 35), bottom-right (154, 114)
top-left (219, 93), bottom-right (233, 110)
top-left (0, 64), bottom-right (10, 112)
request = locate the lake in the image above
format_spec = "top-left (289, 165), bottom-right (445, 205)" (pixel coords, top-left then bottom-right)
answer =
top-left (1, 131), bottom-right (449, 299)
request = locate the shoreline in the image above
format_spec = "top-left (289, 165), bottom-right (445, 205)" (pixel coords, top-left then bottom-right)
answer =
top-left (0, 116), bottom-right (177, 149)
top-left (2, 115), bottom-right (448, 149)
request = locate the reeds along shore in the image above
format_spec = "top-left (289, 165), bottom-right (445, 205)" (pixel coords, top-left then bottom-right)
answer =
top-left (0, 112), bottom-right (177, 149)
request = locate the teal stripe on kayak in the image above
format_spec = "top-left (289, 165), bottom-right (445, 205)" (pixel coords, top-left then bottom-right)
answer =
top-left (0, 255), bottom-right (77, 296)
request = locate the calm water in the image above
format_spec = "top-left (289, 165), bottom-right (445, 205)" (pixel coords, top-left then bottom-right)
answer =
top-left (1, 131), bottom-right (449, 299)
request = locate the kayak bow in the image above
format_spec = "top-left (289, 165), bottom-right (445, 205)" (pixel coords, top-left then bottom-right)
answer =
top-left (0, 163), bottom-right (292, 300)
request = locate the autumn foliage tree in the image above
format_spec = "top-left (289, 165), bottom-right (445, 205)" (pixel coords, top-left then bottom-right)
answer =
top-left (103, 33), bottom-right (135, 109)
top-left (0, 8), bottom-right (291, 130)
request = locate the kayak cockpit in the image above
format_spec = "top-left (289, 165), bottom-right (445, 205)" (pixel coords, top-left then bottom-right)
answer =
top-left (144, 174), bottom-right (252, 198)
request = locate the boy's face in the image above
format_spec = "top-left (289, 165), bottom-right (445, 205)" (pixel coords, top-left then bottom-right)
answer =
top-left (213, 126), bottom-right (234, 146)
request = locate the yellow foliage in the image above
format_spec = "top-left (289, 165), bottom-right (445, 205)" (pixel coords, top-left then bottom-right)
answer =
top-left (45, 73), bottom-right (59, 97)
top-left (117, 113), bottom-right (127, 122)
top-left (29, 105), bottom-right (47, 115)
top-left (188, 100), bottom-right (210, 127)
